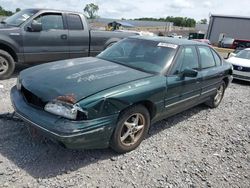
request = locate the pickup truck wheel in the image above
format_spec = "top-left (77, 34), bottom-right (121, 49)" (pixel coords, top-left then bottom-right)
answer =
top-left (110, 105), bottom-right (150, 153)
top-left (0, 50), bottom-right (15, 80)
top-left (205, 81), bottom-right (226, 108)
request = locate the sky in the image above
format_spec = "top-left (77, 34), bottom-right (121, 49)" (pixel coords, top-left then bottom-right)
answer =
top-left (1, 0), bottom-right (249, 21)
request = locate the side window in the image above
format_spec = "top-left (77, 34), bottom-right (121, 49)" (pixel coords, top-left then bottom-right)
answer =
top-left (34, 14), bottom-right (64, 30)
top-left (173, 46), bottom-right (199, 74)
top-left (198, 46), bottom-right (216, 69)
top-left (211, 49), bottom-right (221, 66)
top-left (67, 14), bottom-right (83, 30)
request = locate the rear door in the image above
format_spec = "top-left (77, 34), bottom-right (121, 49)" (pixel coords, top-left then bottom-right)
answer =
top-left (22, 12), bottom-right (69, 63)
top-left (164, 46), bottom-right (202, 117)
top-left (197, 46), bottom-right (223, 100)
top-left (66, 14), bottom-right (90, 58)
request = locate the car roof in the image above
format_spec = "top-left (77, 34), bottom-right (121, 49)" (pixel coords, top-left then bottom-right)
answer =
top-left (24, 8), bottom-right (83, 15)
top-left (129, 36), bottom-right (209, 46)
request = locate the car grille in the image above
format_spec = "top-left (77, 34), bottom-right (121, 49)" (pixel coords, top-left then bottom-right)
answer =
top-left (21, 86), bottom-right (46, 109)
top-left (233, 74), bottom-right (250, 81)
top-left (233, 65), bottom-right (250, 72)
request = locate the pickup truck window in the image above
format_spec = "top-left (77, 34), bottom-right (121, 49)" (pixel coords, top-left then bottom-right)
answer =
top-left (67, 14), bottom-right (84, 30)
top-left (97, 38), bottom-right (176, 74)
top-left (4, 9), bottom-right (38, 26)
top-left (198, 46), bottom-right (216, 69)
top-left (34, 14), bottom-right (64, 30)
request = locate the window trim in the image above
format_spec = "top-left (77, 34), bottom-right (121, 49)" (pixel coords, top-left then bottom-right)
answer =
top-left (168, 45), bottom-right (200, 76)
top-left (197, 45), bottom-right (216, 69)
top-left (210, 48), bottom-right (222, 66)
top-left (66, 13), bottom-right (84, 30)
top-left (33, 13), bottom-right (66, 31)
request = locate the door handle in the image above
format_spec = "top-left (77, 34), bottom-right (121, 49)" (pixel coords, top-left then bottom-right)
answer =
top-left (61, 34), bottom-right (67, 40)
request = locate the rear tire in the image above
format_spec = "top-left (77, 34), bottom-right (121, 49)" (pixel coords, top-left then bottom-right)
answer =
top-left (205, 81), bottom-right (226, 108)
top-left (110, 105), bottom-right (150, 153)
top-left (0, 50), bottom-right (15, 80)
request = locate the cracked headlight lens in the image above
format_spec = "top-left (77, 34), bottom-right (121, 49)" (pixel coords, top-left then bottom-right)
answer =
top-left (44, 101), bottom-right (79, 120)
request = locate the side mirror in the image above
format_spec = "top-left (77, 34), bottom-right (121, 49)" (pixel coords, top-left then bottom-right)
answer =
top-left (28, 21), bottom-right (42, 32)
top-left (182, 68), bottom-right (198, 78)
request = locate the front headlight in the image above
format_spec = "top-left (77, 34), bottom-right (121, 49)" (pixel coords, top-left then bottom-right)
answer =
top-left (44, 101), bottom-right (86, 120)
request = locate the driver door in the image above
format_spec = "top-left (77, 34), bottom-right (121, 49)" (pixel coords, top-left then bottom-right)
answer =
top-left (163, 46), bottom-right (202, 117)
top-left (22, 13), bottom-right (69, 64)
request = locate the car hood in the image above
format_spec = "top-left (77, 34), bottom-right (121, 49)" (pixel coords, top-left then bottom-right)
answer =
top-left (227, 57), bottom-right (250, 68)
top-left (20, 57), bottom-right (153, 102)
top-left (0, 23), bottom-right (18, 29)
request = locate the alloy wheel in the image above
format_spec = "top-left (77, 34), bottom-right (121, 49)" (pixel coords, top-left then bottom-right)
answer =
top-left (0, 56), bottom-right (9, 75)
top-left (214, 85), bottom-right (224, 105)
top-left (120, 113), bottom-right (145, 146)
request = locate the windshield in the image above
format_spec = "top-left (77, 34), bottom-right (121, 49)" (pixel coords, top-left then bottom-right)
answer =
top-left (236, 50), bottom-right (250, 60)
top-left (4, 9), bottom-right (38, 26)
top-left (97, 38), bottom-right (177, 74)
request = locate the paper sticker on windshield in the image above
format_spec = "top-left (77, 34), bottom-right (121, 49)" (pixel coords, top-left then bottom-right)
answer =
top-left (22, 14), bottom-right (30, 19)
top-left (157, 43), bottom-right (178, 49)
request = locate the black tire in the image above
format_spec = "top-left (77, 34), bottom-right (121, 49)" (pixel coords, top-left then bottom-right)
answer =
top-left (0, 50), bottom-right (15, 80)
top-left (205, 81), bottom-right (226, 108)
top-left (110, 105), bottom-right (150, 153)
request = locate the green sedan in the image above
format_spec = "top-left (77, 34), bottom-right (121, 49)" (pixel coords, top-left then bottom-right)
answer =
top-left (11, 36), bottom-right (233, 153)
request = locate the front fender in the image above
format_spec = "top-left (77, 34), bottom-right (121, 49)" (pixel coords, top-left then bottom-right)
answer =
top-left (0, 34), bottom-right (21, 53)
top-left (78, 75), bottom-right (166, 120)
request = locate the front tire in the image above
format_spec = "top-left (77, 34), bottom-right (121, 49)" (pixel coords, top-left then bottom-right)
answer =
top-left (110, 105), bottom-right (150, 153)
top-left (0, 50), bottom-right (15, 80)
top-left (205, 81), bottom-right (226, 108)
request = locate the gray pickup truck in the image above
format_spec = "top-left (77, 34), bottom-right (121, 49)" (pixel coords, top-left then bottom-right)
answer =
top-left (0, 9), bottom-right (137, 79)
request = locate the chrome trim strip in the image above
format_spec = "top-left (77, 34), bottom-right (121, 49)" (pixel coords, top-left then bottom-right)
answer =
top-left (165, 94), bottom-right (200, 108)
top-left (9, 33), bottom-right (20, 36)
top-left (201, 88), bottom-right (217, 95)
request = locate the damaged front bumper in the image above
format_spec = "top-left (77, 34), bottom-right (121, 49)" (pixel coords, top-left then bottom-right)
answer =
top-left (10, 86), bottom-right (118, 149)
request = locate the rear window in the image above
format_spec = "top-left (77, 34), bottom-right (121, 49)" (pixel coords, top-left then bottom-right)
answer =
top-left (67, 14), bottom-right (83, 30)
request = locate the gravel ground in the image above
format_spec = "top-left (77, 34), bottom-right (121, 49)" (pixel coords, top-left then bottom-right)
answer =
top-left (0, 70), bottom-right (249, 188)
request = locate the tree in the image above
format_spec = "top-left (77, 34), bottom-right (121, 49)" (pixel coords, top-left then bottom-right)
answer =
top-left (16, 8), bottom-right (21, 12)
top-left (84, 3), bottom-right (99, 19)
top-left (0, 6), bottom-right (13, 16)
top-left (199, 18), bottom-right (207, 24)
